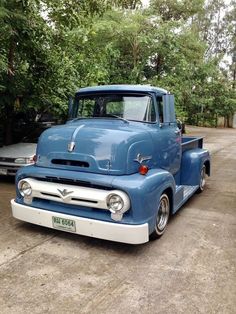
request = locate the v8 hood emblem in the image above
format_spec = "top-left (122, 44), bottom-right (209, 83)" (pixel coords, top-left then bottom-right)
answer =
top-left (57, 189), bottom-right (73, 197)
top-left (134, 153), bottom-right (152, 164)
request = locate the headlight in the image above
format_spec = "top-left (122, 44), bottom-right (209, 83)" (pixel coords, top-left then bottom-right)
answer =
top-left (15, 158), bottom-right (27, 164)
top-left (107, 194), bottom-right (124, 213)
top-left (106, 191), bottom-right (130, 222)
top-left (15, 157), bottom-right (35, 164)
top-left (18, 180), bottom-right (32, 196)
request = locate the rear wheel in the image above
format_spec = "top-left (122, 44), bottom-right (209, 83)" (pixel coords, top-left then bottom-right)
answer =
top-left (150, 193), bottom-right (170, 240)
top-left (197, 165), bottom-right (206, 193)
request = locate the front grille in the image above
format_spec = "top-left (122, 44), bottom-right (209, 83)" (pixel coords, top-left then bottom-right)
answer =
top-left (22, 177), bottom-right (111, 212)
top-left (0, 157), bottom-right (15, 163)
top-left (71, 197), bottom-right (98, 204)
top-left (36, 176), bottom-right (112, 190)
top-left (41, 192), bottom-right (60, 198)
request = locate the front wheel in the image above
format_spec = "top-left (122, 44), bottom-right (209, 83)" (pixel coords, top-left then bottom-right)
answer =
top-left (150, 193), bottom-right (170, 240)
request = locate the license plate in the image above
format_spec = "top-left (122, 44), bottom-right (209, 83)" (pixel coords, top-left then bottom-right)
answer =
top-left (52, 216), bottom-right (76, 232)
top-left (0, 168), bottom-right (7, 175)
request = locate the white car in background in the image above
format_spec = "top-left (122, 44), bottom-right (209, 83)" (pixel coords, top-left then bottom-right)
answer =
top-left (0, 143), bottom-right (36, 176)
top-left (0, 113), bottom-right (58, 176)
top-left (0, 128), bottom-right (46, 176)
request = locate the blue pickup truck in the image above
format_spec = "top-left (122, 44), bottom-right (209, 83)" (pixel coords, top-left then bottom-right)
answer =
top-left (11, 85), bottom-right (210, 244)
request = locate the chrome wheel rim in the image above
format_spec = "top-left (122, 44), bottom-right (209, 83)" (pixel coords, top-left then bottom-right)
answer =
top-left (157, 195), bottom-right (169, 231)
top-left (200, 166), bottom-right (206, 190)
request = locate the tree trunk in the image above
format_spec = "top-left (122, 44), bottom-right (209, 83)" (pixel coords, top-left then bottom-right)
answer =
top-left (5, 116), bottom-right (13, 145)
top-left (4, 39), bottom-right (16, 145)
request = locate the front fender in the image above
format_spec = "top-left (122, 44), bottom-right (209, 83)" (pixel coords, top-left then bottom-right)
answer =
top-left (112, 168), bottom-right (175, 233)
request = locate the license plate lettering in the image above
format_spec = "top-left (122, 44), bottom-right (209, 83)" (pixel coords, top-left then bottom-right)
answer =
top-left (0, 168), bottom-right (7, 175)
top-left (52, 216), bottom-right (76, 232)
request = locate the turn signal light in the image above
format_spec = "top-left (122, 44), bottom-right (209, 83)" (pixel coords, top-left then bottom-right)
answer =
top-left (139, 165), bottom-right (149, 175)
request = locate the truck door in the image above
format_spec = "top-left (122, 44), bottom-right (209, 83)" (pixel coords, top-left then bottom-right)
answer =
top-left (151, 94), bottom-right (181, 175)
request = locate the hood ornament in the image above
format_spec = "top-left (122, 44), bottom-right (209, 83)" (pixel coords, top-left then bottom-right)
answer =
top-left (134, 153), bottom-right (152, 164)
top-left (68, 125), bottom-right (84, 152)
top-left (106, 160), bottom-right (111, 171)
top-left (57, 189), bottom-right (73, 197)
top-left (68, 141), bottom-right (75, 152)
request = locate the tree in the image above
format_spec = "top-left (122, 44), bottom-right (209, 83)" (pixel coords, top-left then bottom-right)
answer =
top-left (0, 0), bottom-right (97, 144)
top-left (0, 0), bottom-right (235, 145)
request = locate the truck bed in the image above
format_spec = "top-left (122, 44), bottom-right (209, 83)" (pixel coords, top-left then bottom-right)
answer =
top-left (181, 136), bottom-right (204, 152)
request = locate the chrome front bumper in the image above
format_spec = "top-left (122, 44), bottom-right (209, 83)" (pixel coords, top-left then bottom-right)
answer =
top-left (11, 200), bottom-right (149, 244)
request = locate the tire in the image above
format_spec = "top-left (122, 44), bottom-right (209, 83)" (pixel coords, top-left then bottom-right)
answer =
top-left (196, 165), bottom-right (206, 194)
top-left (150, 193), bottom-right (170, 240)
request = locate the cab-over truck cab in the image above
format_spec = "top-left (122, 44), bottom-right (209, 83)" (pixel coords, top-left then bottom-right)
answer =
top-left (11, 85), bottom-right (210, 244)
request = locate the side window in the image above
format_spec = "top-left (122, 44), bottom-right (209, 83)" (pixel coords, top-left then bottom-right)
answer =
top-left (156, 97), bottom-right (163, 123)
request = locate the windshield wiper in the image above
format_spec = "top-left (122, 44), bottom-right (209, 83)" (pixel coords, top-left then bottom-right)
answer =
top-left (69, 117), bottom-right (91, 122)
top-left (102, 114), bottom-right (129, 124)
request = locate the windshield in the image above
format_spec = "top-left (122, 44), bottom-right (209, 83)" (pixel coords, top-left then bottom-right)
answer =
top-left (75, 94), bottom-right (156, 122)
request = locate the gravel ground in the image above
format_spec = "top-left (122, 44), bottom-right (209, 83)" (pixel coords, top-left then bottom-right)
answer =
top-left (0, 126), bottom-right (235, 314)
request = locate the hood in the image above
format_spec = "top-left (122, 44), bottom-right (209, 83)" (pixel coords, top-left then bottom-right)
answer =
top-left (36, 119), bottom-right (154, 175)
top-left (0, 143), bottom-right (37, 158)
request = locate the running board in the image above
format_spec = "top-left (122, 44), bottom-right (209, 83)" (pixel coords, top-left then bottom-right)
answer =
top-left (174, 185), bottom-right (198, 213)
top-left (182, 185), bottom-right (198, 199)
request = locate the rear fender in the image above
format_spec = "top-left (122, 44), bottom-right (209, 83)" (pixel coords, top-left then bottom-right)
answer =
top-left (180, 148), bottom-right (210, 186)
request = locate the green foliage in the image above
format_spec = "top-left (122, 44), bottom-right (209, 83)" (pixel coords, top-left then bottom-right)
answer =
top-left (150, 0), bottom-right (204, 21)
top-left (0, 0), bottom-right (235, 144)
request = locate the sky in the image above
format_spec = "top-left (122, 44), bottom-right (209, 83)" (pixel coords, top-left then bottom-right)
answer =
top-left (142, 0), bottom-right (150, 8)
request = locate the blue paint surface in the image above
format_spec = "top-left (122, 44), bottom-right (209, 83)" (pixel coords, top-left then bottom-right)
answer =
top-left (15, 85), bottom-right (211, 236)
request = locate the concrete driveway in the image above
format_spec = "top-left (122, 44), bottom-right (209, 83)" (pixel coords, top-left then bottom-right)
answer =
top-left (0, 126), bottom-right (235, 314)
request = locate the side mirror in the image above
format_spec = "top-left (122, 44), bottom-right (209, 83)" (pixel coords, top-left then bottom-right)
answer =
top-left (163, 94), bottom-right (175, 123)
top-left (176, 119), bottom-right (185, 133)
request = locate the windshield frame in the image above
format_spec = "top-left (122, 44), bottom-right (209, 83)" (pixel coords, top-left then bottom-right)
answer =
top-left (73, 92), bottom-right (158, 124)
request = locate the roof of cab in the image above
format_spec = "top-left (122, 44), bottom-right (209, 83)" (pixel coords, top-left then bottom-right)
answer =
top-left (76, 85), bottom-right (169, 95)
